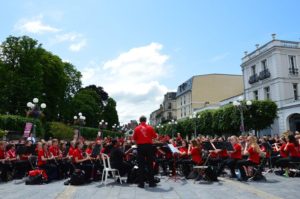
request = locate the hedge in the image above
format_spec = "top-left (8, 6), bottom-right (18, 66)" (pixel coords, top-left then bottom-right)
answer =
top-left (72, 126), bottom-right (123, 140)
top-left (0, 115), bottom-right (44, 138)
top-left (48, 122), bottom-right (74, 140)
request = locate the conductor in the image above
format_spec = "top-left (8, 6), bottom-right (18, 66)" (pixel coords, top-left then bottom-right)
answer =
top-left (133, 115), bottom-right (158, 188)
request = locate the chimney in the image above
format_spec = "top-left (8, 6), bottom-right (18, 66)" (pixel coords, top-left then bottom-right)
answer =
top-left (272, 33), bottom-right (276, 40)
top-left (255, 44), bottom-right (259, 49)
top-left (244, 51), bottom-right (248, 56)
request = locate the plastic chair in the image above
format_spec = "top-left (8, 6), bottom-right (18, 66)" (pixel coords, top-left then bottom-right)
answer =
top-left (100, 153), bottom-right (122, 185)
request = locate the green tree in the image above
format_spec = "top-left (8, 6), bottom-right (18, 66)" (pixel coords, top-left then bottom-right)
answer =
top-left (102, 98), bottom-right (119, 130)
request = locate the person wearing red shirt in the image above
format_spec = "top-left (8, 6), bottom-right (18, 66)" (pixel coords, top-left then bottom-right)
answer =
top-left (217, 136), bottom-right (242, 178)
top-left (73, 142), bottom-right (93, 182)
top-left (178, 140), bottom-right (192, 178)
top-left (37, 142), bottom-right (58, 181)
top-left (276, 134), bottom-right (300, 174)
top-left (133, 116), bottom-right (158, 188)
top-left (0, 141), bottom-right (9, 181)
top-left (236, 136), bottom-right (264, 181)
top-left (188, 140), bottom-right (202, 165)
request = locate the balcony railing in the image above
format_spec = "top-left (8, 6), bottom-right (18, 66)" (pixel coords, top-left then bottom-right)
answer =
top-left (248, 74), bottom-right (259, 84)
top-left (289, 68), bottom-right (299, 75)
top-left (259, 69), bottom-right (271, 80)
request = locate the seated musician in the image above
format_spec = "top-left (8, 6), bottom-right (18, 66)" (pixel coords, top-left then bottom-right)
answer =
top-left (178, 140), bottom-right (192, 177)
top-left (272, 137), bottom-right (288, 170)
top-left (236, 136), bottom-right (264, 181)
top-left (85, 142), bottom-right (93, 156)
top-left (109, 139), bottom-right (133, 183)
top-left (217, 136), bottom-right (242, 178)
top-left (0, 141), bottom-right (9, 182)
top-left (259, 137), bottom-right (272, 168)
top-left (73, 142), bottom-right (93, 182)
top-left (14, 141), bottom-right (33, 178)
top-left (49, 139), bottom-right (67, 179)
top-left (37, 142), bottom-right (59, 181)
top-left (188, 140), bottom-right (202, 165)
top-left (68, 140), bottom-right (76, 157)
top-left (276, 134), bottom-right (300, 176)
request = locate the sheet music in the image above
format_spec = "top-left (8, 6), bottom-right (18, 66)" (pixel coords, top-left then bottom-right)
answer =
top-left (168, 144), bottom-right (180, 154)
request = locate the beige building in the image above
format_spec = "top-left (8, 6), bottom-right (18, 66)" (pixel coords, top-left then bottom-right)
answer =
top-left (176, 74), bottom-right (244, 120)
top-left (149, 105), bottom-right (163, 126)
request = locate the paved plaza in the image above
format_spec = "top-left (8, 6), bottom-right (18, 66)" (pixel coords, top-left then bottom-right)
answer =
top-left (0, 174), bottom-right (299, 199)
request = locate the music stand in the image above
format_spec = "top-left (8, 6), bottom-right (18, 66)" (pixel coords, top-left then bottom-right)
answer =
top-left (223, 142), bottom-right (234, 151)
top-left (166, 144), bottom-right (183, 182)
top-left (91, 144), bottom-right (101, 158)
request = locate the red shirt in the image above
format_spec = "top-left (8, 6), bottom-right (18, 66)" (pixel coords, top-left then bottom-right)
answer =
top-left (218, 149), bottom-right (228, 158)
top-left (210, 151), bottom-right (218, 158)
top-left (231, 143), bottom-right (242, 159)
top-left (286, 143), bottom-right (299, 157)
top-left (7, 149), bottom-right (16, 159)
top-left (68, 146), bottom-right (75, 156)
top-left (260, 145), bottom-right (270, 158)
top-left (73, 148), bottom-right (83, 163)
top-left (85, 148), bottom-right (92, 155)
top-left (279, 143), bottom-right (288, 158)
top-left (37, 149), bottom-right (48, 166)
top-left (248, 147), bottom-right (260, 164)
top-left (179, 147), bottom-right (188, 158)
top-left (190, 147), bottom-right (202, 165)
top-left (49, 146), bottom-right (60, 156)
top-left (133, 122), bottom-right (157, 145)
top-left (0, 149), bottom-right (5, 159)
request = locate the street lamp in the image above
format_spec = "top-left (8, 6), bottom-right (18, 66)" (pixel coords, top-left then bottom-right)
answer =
top-left (233, 97), bottom-right (252, 134)
top-left (73, 113), bottom-right (86, 141)
top-left (168, 119), bottom-right (177, 138)
top-left (99, 120), bottom-right (108, 139)
top-left (190, 113), bottom-right (200, 138)
top-left (26, 98), bottom-right (46, 138)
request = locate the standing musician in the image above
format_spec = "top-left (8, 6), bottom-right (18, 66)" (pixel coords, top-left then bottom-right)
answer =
top-left (236, 136), bottom-right (264, 181)
top-left (133, 115), bottom-right (158, 188)
top-left (217, 136), bottom-right (242, 178)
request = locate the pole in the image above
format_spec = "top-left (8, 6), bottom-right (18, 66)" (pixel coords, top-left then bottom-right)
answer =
top-left (240, 107), bottom-right (245, 135)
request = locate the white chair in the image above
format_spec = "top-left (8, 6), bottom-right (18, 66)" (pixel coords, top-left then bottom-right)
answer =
top-left (101, 153), bottom-right (122, 185)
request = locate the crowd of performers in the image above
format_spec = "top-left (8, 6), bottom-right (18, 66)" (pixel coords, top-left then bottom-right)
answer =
top-left (1, 131), bottom-right (300, 184)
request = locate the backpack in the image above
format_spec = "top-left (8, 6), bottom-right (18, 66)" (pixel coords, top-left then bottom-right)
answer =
top-left (25, 169), bottom-right (47, 185)
top-left (70, 169), bottom-right (86, 185)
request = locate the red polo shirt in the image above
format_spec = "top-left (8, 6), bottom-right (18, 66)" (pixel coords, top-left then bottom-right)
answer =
top-left (248, 147), bottom-right (260, 164)
top-left (230, 143), bottom-right (242, 160)
top-left (37, 150), bottom-right (48, 166)
top-left (133, 122), bottom-right (157, 145)
top-left (190, 147), bottom-right (202, 165)
top-left (73, 148), bottom-right (84, 163)
top-left (49, 146), bottom-right (60, 156)
top-left (279, 143), bottom-right (288, 158)
top-left (286, 143), bottom-right (300, 157)
top-left (0, 149), bottom-right (5, 159)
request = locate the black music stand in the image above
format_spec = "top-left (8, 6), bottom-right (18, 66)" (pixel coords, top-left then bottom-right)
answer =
top-left (166, 144), bottom-right (183, 182)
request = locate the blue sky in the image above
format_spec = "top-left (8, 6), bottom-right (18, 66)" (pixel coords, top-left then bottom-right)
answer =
top-left (1, 0), bottom-right (300, 123)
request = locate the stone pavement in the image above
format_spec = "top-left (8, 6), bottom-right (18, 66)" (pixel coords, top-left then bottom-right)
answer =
top-left (0, 174), bottom-right (299, 199)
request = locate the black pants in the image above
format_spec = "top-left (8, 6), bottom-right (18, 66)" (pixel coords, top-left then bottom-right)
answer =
top-left (0, 162), bottom-right (10, 181)
top-left (112, 161), bottom-right (132, 179)
top-left (40, 163), bottom-right (58, 181)
top-left (276, 157), bottom-right (300, 168)
top-left (177, 158), bottom-right (193, 177)
top-left (14, 160), bottom-right (32, 179)
top-left (137, 144), bottom-right (155, 185)
top-left (217, 158), bottom-right (239, 177)
top-left (236, 160), bottom-right (258, 179)
top-left (75, 162), bottom-right (93, 181)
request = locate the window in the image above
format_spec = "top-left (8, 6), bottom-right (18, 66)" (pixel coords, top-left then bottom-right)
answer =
top-left (293, 83), bottom-right (298, 100)
top-left (168, 112), bottom-right (172, 119)
top-left (253, 90), bottom-right (258, 100)
top-left (251, 65), bottom-right (256, 75)
top-left (261, 60), bottom-right (267, 71)
top-left (289, 56), bottom-right (296, 70)
top-left (184, 95), bottom-right (186, 105)
top-left (168, 103), bottom-right (172, 110)
top-left (264, 87), bottom-right (270, 100)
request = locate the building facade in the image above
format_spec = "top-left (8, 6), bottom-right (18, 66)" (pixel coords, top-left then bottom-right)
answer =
top-left (149, 105), bottom-right (163, 126)
top-left (241, 35), bottom-right (300, 134)
top-left (176, 74), bottom-right (244, 120)
top-left (162, 92), bottom-right (177, 122)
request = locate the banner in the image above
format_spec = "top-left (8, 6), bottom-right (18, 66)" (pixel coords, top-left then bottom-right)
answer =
top-left (24, 122), bottom-right (33, 138)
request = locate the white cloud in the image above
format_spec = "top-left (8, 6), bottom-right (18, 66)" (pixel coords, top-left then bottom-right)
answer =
top-left (52, 32), bottom-right (87, 52)
top-left (15, 16), bottom-right (60, 34)
top-left (69, 39), bottom-right (87, 52)
top-left (82, 43), bottom-right (172, 123)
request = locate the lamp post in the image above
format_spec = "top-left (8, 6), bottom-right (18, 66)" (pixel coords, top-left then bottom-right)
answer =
top-left (233, 96), bottom-right (252, 135)
top-left (168, 119), bottom-right (177, 138)
top-left (190, 113), bottom-right (200, 138)
top-left (99, 120), bottom-right (108, 140)
top-left (73, 112), bottom-right (86, 141)
top-left (26, 98), bottom-right (46, 138)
